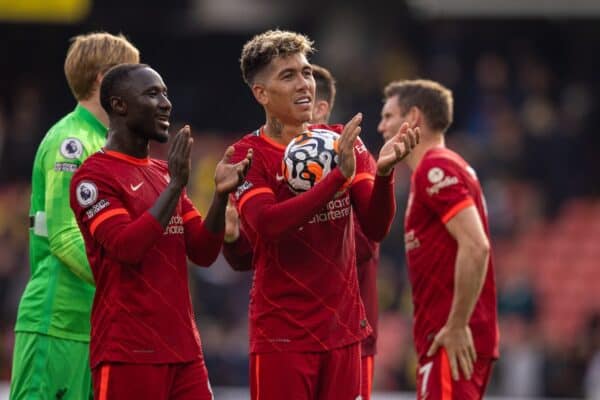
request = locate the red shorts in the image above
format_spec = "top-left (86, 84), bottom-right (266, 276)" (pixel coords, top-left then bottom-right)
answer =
top-left (92, 357), bottom-right (213, 400)
top-left (361, 354), bottom-right (375, 400)
top-left (250, 342), bottom-right (361, 400)
top-left (416, 349), bottom-right (493, 400)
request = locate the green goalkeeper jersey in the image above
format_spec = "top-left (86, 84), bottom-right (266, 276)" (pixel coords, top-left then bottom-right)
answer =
top-left (15, 104), bottom-right (107, 342)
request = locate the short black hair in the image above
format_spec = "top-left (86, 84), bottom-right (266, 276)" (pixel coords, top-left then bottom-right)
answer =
top-left (100, 63), bottom-right (149, 114)
top-left (240, 30), bottom-right (314, 86)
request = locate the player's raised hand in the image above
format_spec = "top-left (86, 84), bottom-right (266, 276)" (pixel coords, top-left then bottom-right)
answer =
top-left (337, 113), bottom-right (362, 178)
top-left (214, 146), bottom-right (253, 196)
top-left (224, 199), bottom-right (241, 243)
top-left (376, 122), bottom-right (420, 176)
top-left (426, 324), bottom-right (477, 381)
top-left (168, 125), bottom-right (193, 189)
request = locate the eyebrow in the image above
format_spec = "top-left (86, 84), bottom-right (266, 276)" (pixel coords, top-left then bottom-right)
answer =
top-left (143, 84), bottom-right (167, 92)
top-left (277, 68), bottom-right (296, 77)
top-left (277, 66), bottom-right (312, 78)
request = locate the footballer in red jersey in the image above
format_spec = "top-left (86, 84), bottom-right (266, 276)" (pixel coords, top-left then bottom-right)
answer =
top-left (228, 31), bottom-right (419, 400)
top-left (379, 80), bottom-right (498, 400)
top-left (223, 64), bottom-right (381, 400)
top-left (70, 64), bottom-right (252, 400)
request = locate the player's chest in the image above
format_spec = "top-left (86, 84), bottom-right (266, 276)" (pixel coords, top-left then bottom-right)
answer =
top-left (404, 189), bottom-right (437, 233)
top-left (114, 167), bottom-right (176, 213)
top-left (260, 152), bottom-right (297, 200)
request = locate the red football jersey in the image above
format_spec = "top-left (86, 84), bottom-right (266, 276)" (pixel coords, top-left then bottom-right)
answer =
top-left (70, 150), bottom-right (222, 367)
top-left (223, 127), bottom-right (381, 356)
top-left (404, 147), bottom-right (499, 361)
top-left (229, 127), bottom-right (395, 353)
top-left (314, 124), bottom-right (381, 356)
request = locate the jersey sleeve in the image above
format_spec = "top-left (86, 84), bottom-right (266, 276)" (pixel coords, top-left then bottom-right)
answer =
top-left (222, 229), bottom-right (254, 271)
top-left (43, 136), bottom-right (95, 284)
top-left (181, 189), bottom-right (202, 224)
top-left (414, 157), bottom-right (474, 224)
top-left (180, 191), bottom-right (224, 267)
top-left (231, 143), bottom-right (348, 241)
top-left (352, 138), bottom-right (377, 188)
top-left (70, 167), bottom-right (164, 265)
top-left (350, 141), bottom-right (396, 242)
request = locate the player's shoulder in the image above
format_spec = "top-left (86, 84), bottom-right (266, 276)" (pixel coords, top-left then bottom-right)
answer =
top-left (149, 158), bottom-right (168, 171)
top-left (71, 152), bottom-right (120, 207)
top-left (418, 147), bottom-right (466, 174)
top-left (45, 108), bottom-right (92, 141)
top-left (40, 110), bottom-right (98, 161)
top-left (230, 130), bottom-right (256, 150)
top-left (426, 147), bottom-right (467, 165)
top-left (72, 152), bottom-right (110, 180)
top-left (236, 129), bottom-right (262, 143)
top-left (414, 148), bottom-right (472, 194)
top-left (308, 123), bottom-right (344, 134)
top-left (229, 129), bottom-right (268, 159)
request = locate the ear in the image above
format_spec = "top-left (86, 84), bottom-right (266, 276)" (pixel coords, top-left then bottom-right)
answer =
top-left (110, 96), bottom-right (127, 115)
top-left (252, 83), bottom-right (268, 106)
top-left (312, 100), bottom-right (330, 123)
top-left (408, 106), bottom-right (422, 129)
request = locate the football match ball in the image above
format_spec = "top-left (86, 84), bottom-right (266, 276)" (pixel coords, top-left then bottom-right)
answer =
top-left (282, 128), bottom-right (347, 194)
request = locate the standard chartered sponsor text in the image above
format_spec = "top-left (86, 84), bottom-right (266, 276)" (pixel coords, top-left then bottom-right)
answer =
top-left (308, 196), bottom-right (351, 224)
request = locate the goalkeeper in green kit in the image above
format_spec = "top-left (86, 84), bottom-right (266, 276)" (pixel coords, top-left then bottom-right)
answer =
top-left (10, 32), bottom-right (139, 400)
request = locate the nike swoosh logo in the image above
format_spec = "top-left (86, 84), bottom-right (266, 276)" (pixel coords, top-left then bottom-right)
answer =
top-left (130, 182), bottom-right (144, 191)
top-left (276, 174), bottom-right (284, 181)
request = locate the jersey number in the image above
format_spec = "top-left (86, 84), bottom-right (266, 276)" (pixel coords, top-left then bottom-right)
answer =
top-left (419, 361), bottom-right (433, 397)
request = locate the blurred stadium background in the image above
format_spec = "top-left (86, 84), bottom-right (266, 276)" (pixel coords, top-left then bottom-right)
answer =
top-left (1, 0), bottom-right (599, 398)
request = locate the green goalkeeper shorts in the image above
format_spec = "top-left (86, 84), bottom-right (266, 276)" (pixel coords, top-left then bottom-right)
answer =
top-left (10, 331), bottom-right (92, 400)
